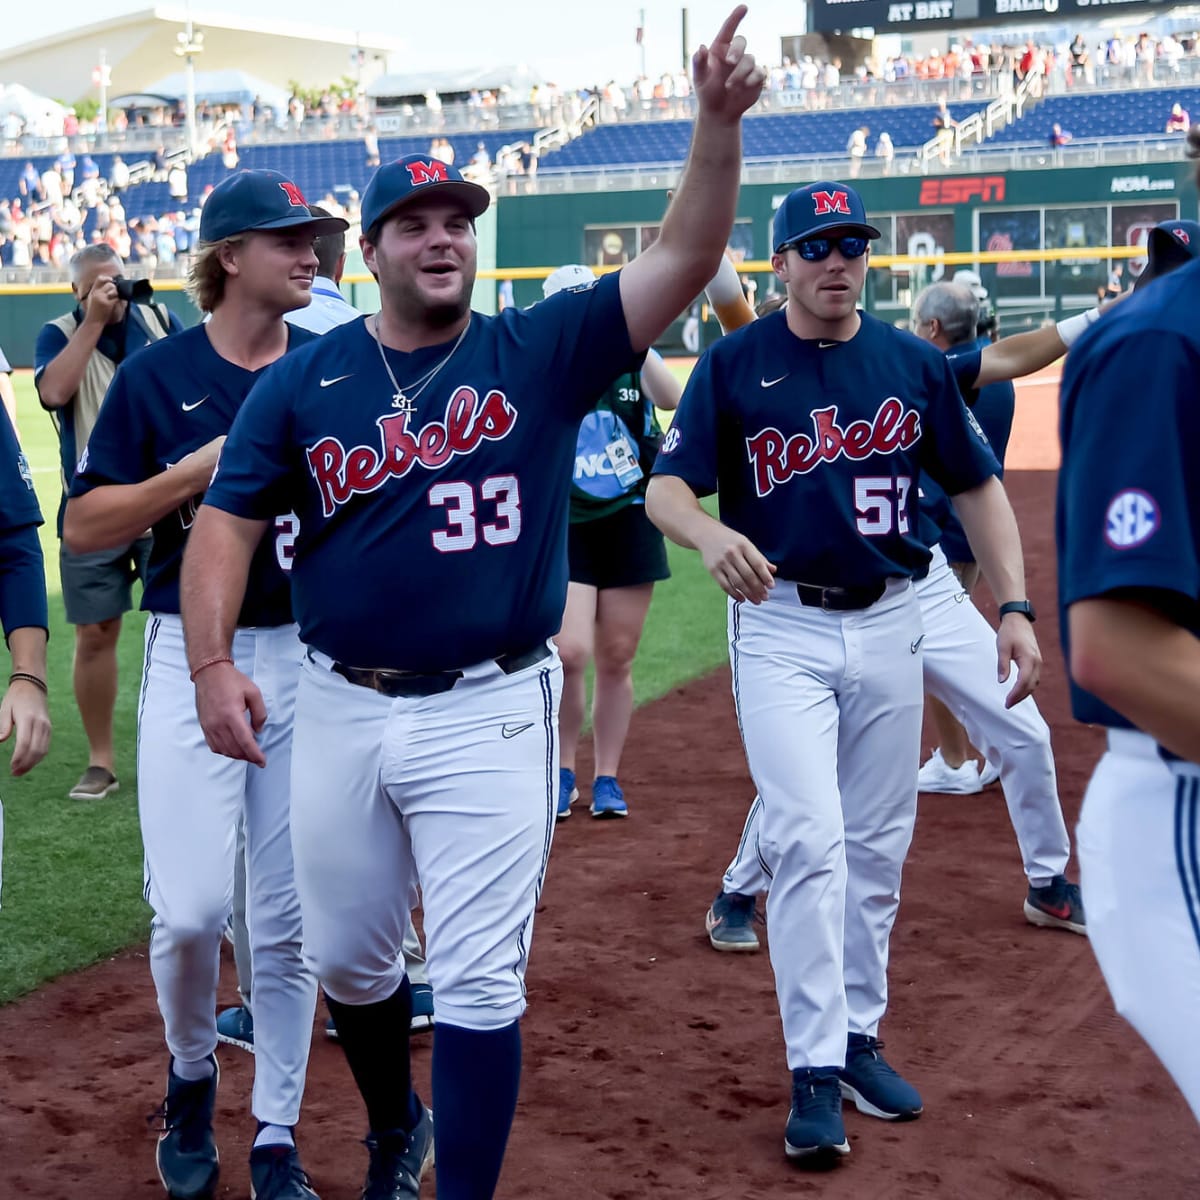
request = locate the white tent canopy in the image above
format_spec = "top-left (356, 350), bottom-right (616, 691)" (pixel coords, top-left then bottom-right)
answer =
top-left (0, 82), bottom-right (68, 136)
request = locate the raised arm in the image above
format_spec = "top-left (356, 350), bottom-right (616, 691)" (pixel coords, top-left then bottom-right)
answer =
top-left (179, 504), bottom-right (271, 767)
top-left (619, 5), bottom-right (764, 352)
top-left (704, 252), bottom-right (756, 334)
top-left (975, 303), bottom-right (1108, 388)
top-left (640, 351), bottom-right (683, 412)
top-left (63, 436), bottom-right (225, 553)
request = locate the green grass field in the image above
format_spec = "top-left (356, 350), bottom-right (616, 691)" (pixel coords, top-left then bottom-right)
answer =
top-left (0, 365), bottom-right (724, 1004)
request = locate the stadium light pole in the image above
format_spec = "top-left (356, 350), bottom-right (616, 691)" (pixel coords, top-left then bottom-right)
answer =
top-left (175, 5), bottom-right (204, 153)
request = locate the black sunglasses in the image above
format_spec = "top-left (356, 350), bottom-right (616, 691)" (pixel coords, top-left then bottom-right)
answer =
top-left (784, 235), bottom-right (870, 263)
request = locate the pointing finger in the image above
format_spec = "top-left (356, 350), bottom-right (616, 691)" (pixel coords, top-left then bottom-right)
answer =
top-left (711, 4), bottom-right (749, 53)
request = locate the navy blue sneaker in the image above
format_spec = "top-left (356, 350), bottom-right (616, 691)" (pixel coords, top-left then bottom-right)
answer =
top-left (838, 1034), bottom-right (923, 1120)
top-left (590, 775), bottom-right (628, 819)
top-left (785, 1068), bottom-right (849, 1163)
top-left (1024, 875), bottom-right (1086, 935)
top-left (362, 1102), bottom-right (434, 1200)
top-left (410, 982), bottom-right (435, 1034)
top-left (154, 1056), bottom-right (220, 1199)
top-left (249, 1140), bottom-right (319, 1200)
top-left (216, 1005), bottom-right (254, 1053)
top-left (557, 767), bottom-right (578, 821)
top-left (705, 891), bottom-right (761, 952)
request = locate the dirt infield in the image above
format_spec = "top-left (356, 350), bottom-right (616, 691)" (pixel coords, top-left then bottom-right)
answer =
top-left (2, 467), bottom-right (1198, 1200)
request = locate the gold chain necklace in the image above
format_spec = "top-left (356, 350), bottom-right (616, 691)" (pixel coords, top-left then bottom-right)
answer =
top-left (371, 313), bottom-right (471, 415)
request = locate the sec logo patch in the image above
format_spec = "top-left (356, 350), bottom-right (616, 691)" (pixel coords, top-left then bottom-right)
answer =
top-left (1104, 489), bottom-right (1159, 549)
top-left (661, 426), bottom-right (681, 454)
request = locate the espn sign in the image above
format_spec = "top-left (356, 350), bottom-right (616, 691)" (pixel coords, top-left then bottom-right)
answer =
top-left (918, 176), bottom-right (1006, 205)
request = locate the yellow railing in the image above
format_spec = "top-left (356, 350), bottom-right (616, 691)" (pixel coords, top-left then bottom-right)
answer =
top-left (0, 244), bottom-right (1151, 296)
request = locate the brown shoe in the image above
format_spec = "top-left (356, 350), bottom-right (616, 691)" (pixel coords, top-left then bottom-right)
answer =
top-left (69, 766), bottom-right (119, 800)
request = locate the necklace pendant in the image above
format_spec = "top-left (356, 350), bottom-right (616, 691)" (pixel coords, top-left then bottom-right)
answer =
top-left (392, 392), bottom-right (416, 414)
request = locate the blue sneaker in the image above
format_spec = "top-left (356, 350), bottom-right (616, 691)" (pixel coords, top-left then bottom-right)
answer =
top-left (785, 1068), bottom-right (849, 1163)
top-left (705, 891), bottom-right (761, 952)
top-left (838, 1034), bottom-right (923, 1120)
top-left (1024, 875), bottom-right (1086, 935)
top-left (410, 982), bottom-right (435, 1034)
top-left (216, 1005), bottom-right (254, 1053)
top-left (590, 775), bottom-right (628, 819)
top-left (557, 768), bottom-right (578, 821)
top-left (363, 1102), bottom-right (435, 1199)
top-left (248, 1140), bottom-right (319, 1200)
top-left (155, 1056), bottom-right (220, 1199)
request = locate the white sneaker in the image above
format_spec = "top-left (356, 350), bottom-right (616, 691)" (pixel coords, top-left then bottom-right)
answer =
top-left (917, 748), bottom-right (984, 795)
top-left (978, 759), bottom-right (1001, 788)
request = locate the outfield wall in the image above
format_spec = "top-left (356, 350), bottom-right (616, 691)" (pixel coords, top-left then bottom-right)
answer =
top-left (0, 161), bottom-right (1194, 366)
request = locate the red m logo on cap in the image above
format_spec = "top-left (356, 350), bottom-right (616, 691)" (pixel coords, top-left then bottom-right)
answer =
top-left (812, 190), bottom-right (851, 216)
top-left (1174, 227), bottom-right (1190, 243)
top-left (279, 181), bottom-right (307, 207)
top-left (407, 160), bottom-right (449, 186)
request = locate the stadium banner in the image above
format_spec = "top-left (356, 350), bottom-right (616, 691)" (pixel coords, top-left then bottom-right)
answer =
top-left (809, 0), bottom-right (1170, 34)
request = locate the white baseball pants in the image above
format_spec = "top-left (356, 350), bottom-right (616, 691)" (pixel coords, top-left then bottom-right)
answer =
top-left (289, 645), bottom-right (561, 1031)
top-left (139, 614), bottom-right (314, 1126)
top-left (729, 580), bottom-right (924, 1070)
top-left (1077, 729), bottom-right (1200, 1121)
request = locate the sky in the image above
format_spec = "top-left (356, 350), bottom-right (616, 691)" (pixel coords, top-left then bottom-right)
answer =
top-left (0, 2), bottom-right (807, 86)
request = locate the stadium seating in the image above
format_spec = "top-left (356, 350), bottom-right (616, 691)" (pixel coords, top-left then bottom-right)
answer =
top-left (985, 84), bottom-right (1200, 144)
top-left (537, 104), bottom-right (980, 172)
top-left (1, 130), bottom-right (538, 222)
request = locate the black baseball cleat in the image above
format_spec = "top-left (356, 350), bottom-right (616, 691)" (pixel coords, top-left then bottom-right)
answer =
top-left (249, 1140), bottom-right (320, 1200)
top-left (153, 1056), bottom-right (220, 1199)
top-left (361, 1102), bottom-right (434, 1199)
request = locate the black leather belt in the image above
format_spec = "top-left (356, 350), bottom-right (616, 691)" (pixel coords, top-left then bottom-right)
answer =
top-left (328, 642), bottom-right (552, 699)
top-left (795, 581), bottom-right (887, 611)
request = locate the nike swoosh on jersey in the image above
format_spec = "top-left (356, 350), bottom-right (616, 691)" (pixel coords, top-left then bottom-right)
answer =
top-left (320, 374), bottom-right (354, 388)
top-left (501, 722), bottom-right (534, 739)
top-left (760, 375), bottom-right (787, 388)
top-left (910, 634), bottom-right (926, 654)
top-left (818, 341), bottom-right (841, 349)
top-left (181, 395), bottom-right (209, 412)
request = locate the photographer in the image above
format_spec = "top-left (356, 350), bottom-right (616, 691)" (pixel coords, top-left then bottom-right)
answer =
top-left (35, 245), bottom-right (183, 800)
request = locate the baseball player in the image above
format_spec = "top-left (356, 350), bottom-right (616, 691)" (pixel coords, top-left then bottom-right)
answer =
top-left (63, 171), bottom-right (347, 1200)
top-left (1058, 258), bottom-right (1200, 1122)
top-left (917, 271), bottom-right (1009, 794)
top-left (703, 281), bottom-right (1082, 958)
top-left (179, 11), bottom-right (763, 1198)
top-left (216, 205), bottom-right (437, 1053)
top-left (648, 180), bottom-right (1041, 1164)
top-left (545, 263), bottom-right (683, 820)
top-left (0, 404), bottom-right (53, 907)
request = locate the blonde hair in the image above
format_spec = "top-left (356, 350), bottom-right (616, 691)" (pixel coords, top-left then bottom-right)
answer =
top-left (186, 236), bottom-right (242, 314)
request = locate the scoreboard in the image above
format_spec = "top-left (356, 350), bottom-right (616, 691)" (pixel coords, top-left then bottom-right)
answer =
top-left (809, 0), bottom-right (1171, 34)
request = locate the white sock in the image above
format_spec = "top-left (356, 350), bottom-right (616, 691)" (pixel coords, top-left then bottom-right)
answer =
top-left (254, 1124), bottom-right (295, 1149)
top-left (172, 1056), bottom-right (215, 1082)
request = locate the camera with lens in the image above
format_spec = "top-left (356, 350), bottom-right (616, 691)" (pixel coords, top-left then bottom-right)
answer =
top-left (113, 276), bottom-right (155, 304)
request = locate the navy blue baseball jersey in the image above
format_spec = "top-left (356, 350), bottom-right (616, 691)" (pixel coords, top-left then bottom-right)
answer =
top-left (920, 337), bottom-right (1014, 559)
top-left (653, 309), bottom-right (998, 586)
top-left (35, 304), bottom-right (185, 514)
top-left (1058, 258), bottom-right (1200, 741)
top-left (69, 324), bottom-right (317, 624)
top-left (0, 409), bottom-right (47, 637)
top-left (203, 271), bottom-right (637, 671)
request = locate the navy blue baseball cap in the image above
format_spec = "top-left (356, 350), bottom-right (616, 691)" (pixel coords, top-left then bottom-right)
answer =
top-left (199, 170), bottom-right (348, 243)
top-left (361, 154), bottom-right (491, 239)
top-left (772, 181), bottom-right (882, 253)
top-left (1133, 218), bottom-right (1200, 290)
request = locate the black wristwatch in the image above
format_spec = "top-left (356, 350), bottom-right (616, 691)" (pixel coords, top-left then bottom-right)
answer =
top-left (998, 600), bottom-right (1036, 623)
